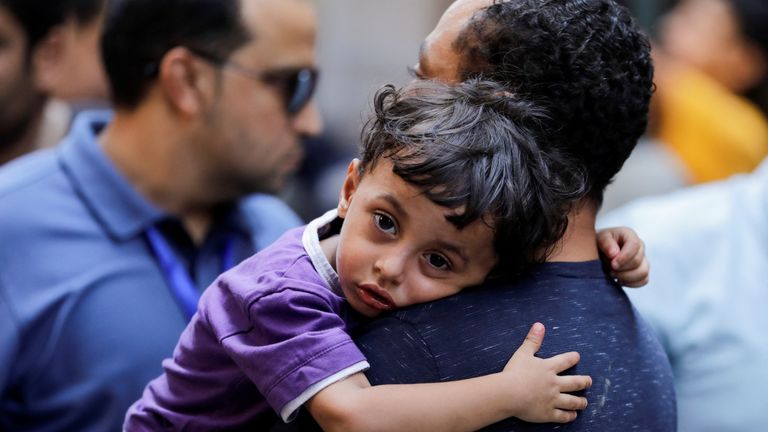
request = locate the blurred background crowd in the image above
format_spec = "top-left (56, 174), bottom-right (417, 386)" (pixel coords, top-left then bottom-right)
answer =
top-left (3, 0), bottom-right (767, 217)
top-left (1, 0), bottom-right (767, 431)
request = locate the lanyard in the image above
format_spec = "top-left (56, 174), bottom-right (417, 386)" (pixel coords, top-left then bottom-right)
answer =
top-left (145, 226), bottom-right (236, 321)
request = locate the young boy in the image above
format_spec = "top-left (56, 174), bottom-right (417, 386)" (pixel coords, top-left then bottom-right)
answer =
top-left (125, 79), bottom-right (645, 431)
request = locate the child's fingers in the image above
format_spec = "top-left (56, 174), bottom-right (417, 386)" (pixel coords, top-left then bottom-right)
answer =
top-left (546, 351), bottom-right (581, 372)
top-left (612, 259), bottom-right (650, 288)
top-left (610, 237), bottom-right (644, 271)
top-left (555, 394), bottom-right (589, 411)
top-left (549, 409), bottom-right (578, 423)
top-left (558, 374), bottom-right (592, 392)
top-left (596, 230), bottom-right (621, 259)
top-left (515, 322), bottom-right (546, 356)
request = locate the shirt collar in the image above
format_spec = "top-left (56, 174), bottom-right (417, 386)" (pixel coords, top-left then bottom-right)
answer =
top-left (58, 110), bottom-right (165, 241)
top-left (302, 209), bottom-right (342, 295)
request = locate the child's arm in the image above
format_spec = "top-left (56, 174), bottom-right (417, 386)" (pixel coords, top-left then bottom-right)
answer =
top-left (306, 323), bottom-right (590, 432)
top-left (597, 226), bottom-right (649, 287)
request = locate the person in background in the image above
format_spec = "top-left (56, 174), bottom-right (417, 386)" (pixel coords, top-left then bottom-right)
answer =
top-left (652, 0), bottom-right (768, 183)
top-left (601, 156), bottom-right (768, 429)
top-left (283, 0), bottom-right (673, 431)
top-left (0, 0), bottom-right (66, 163)
top-left (31, 0), bottom-right (110, 153)
top-left (602, 0), bottom-right (768, 211)
top-left (35, 0), bottom-right (109, 111)
top-left (0, 0), bottom-right (317, 430)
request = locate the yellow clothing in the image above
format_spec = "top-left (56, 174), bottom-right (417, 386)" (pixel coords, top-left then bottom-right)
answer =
top-left (657, 66), bottom-right (768, 183)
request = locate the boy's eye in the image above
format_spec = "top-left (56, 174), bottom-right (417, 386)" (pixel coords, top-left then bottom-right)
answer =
top-left (426, 253), bottom-right (450, 270)
top-left (374, 213), bottom-right (397, 235)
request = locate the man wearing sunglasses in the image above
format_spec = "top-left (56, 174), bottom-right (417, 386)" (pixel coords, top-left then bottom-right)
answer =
top-left (0, 0), bottom-right (320, 431)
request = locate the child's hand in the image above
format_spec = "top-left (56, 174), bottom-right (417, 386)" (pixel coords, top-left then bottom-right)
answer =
top-left (502, 323), bottom-right (591, 423)
top-left (596, 226), bottom-right (649, 287)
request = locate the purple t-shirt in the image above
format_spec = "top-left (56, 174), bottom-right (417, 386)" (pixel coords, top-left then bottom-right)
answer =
top-left (124, 211), bottom-right (369, 430)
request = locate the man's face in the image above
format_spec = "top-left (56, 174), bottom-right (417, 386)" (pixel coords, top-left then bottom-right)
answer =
top-left (202, 0), bottom-right (322, 195)
top-left (0, 5), bottom-right (44, 146)
top-left (414, 0), bottom-right (493, 83)
top-left (51, 15), bottom-right (109, 102)
top-left (335, 159), bottom-right (498, 318)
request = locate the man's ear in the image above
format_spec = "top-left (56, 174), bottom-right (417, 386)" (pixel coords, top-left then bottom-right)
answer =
top-left (338, 159), bottom-right (362, 219)
top-left (157, 47), bottom-right (214, 117)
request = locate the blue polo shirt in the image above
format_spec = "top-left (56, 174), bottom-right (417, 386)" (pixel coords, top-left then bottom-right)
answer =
top-left (0, 111), bottom-right (302, 431)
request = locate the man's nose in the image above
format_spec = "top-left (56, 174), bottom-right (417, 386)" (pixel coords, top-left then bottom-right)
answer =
top-left (291, 100), bottom-right (323, 137)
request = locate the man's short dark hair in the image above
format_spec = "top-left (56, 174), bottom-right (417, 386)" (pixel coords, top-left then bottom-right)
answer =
top-left (455, 0), bottom-right (654, 202)
top-left (0, 0), bottom-right (65, 57)
top-left (63, 0), bottom-right (105, 26)
top-left (361, 79), bottom-right (586, 276)
top-left (101, 0), bottom-right (250, 108)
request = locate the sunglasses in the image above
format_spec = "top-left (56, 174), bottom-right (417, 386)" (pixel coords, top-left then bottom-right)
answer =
top-left (188, 48), bottom-right (319, 115)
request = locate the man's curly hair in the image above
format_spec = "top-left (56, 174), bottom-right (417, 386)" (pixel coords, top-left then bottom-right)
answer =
top-left (454, 0), bottom-right (654, 202)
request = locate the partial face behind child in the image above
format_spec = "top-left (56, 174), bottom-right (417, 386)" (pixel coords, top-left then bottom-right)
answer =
top-left (334, 158), bottom-right (498, 317)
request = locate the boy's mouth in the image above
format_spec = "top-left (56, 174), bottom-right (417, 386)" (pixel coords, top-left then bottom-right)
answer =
top-left (356, 283), bottom-right (396, 311)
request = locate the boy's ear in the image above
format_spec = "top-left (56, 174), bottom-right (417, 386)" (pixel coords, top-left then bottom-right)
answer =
top-left (338, 159), bottom-right (361, 218)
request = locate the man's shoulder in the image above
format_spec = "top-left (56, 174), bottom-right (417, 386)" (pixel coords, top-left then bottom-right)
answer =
top-left (357, 266), bottom-right (675, 431)
top-left (0, 148), bottom-right (75, 242)
top-left (0, 149), bottom-right (61, 202)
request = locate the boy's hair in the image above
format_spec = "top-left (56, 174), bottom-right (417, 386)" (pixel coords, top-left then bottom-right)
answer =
top-left (361, 79), bottom-right (586, 276)
top-left (101, 0), bottom-right (250, 109)
top-left (455, 0), bottom-right (654, 203)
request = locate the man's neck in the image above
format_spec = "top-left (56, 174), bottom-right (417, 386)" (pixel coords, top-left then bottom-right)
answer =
top-left (546, 199), bottom-right (599, 262)
top-left (100, 106), bottom-right (216, 244)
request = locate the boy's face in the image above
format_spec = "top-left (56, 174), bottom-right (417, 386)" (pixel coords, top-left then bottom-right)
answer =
top-left (335, 158), bottom-right (498, 318)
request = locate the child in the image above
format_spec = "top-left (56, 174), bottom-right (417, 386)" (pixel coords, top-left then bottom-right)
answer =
top-left (125, 79), bottom-right (645, 431)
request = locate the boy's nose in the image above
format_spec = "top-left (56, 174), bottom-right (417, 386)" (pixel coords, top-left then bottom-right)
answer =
top-left (373, 252), bottom-right (405, 286)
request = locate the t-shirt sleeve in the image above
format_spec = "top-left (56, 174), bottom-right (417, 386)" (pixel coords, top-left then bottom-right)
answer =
top-left (212, 284), bottom-right (368, 422)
